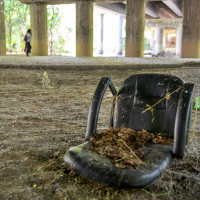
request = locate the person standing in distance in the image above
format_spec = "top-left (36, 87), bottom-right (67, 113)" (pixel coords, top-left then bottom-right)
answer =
top-left (26, 29), bottom-right (32, 56)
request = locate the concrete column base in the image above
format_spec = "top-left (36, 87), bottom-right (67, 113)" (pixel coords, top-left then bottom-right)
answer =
top-left (163, 32), bottom-right (167, 49)
top-left (30, 3), bottom-right (48, 56)
top-left (76, 1), bottom-right (93, 57)
top-left (150, 30), bottom-right (155, 50)
top-left (181, 0), bottom-right (200, 58)
top-left (155, 27), bottom-right (164, 55)
top-left (97, 14), bottom-right (104, 55)
top-left (116, 15), bottom-right (123, 55)
top-left (125, 0), bottom-right (145, 57)
top-left (176, 26), bottom-right (182, 56)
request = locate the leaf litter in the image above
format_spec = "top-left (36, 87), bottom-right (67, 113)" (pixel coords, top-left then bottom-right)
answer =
top-left (85, 127), bottom-right (173, 168)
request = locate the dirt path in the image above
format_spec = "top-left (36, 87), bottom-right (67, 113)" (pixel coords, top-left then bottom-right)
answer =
top-left (0, 68), bottom-right (200, 200)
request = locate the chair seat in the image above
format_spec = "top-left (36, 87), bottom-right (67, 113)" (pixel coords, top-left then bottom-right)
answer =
top-left (64, 141), bottom-right (173, 188)
top-left (63, 75), bottom-right (194, 188)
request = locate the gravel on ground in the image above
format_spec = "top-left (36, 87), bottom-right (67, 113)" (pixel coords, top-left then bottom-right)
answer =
top-left (0, 66), bottom-right (200, 200)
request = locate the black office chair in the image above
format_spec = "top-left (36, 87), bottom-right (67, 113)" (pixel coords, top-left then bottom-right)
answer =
top-left (64, 74), bottom-right (194, 188)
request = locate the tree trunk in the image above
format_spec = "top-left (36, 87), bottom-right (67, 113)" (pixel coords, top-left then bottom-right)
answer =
top-left (8, 0), bottom-right (12, 50)
top-left (8, 0), bottom-right (16, 51)
top-left (50, 7), bottom-right (55, 55)
top-left (20, 5), bottom-right (28, 51)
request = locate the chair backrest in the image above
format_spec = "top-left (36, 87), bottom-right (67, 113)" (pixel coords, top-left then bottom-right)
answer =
top-left (112, 74), bottom-right (184, 136)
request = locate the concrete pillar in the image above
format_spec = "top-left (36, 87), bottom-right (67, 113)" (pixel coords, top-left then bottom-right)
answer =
top-left (76, 1), bottom-right (93, 57)
top-left (155, 27), bottom-right (164, 55)
top-left (150, 30), bottom-right (155, 49)
top-left (30, 3), bottom-right (48, 56)
top-left (97, 14), bottom-right (103, 54)
top-left (0, 1), bottom-right (6, 55)
top-left (125, 0), bottom-right (145, 57)
top-left (176, 26), bottom-right (182, 56)
top-left (116, 15), bottom-right (123, 55)
top-left (181, 0), bottom-right (200, 58)
top-left (163, 32), bottom-right (167, 49)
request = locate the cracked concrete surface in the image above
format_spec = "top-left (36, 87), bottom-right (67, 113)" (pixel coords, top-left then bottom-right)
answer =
top-left (1, 55), bottom-right (200, 70)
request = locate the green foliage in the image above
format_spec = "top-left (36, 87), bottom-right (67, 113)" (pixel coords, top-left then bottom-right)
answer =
top-left (47, 6), bottom-right (64, 55)
top-left (47, 5), bottom-right (73, 55)
top-left (52, 35), bottom-right (68, 55)
top-left (123, 22), bottom-right (126, 50)
top-left (4, 2), bottom-right (73, 54)
top-left (68, 28), bottom-right (72, 33)
top-left (123, 37), bottom-right (125, 50)
top-left (4, 0), bottom-right (30, 51)
top-left (47, 6), bottom-right (61, 31)
top-left (144, 37), bottom-right (148, 50)
top-left (123, 37), bottom-right (147, 51)
top-left (194, 96), bottom-right (200, 109)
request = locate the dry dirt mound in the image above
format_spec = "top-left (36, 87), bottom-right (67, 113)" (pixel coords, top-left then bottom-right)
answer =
top-left (86, 127), bottom-right (173, 168)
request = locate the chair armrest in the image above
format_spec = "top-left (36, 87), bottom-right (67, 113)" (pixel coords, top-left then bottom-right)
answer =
top-left (85, 77), bottom-right (117, 140)
top-left (173, 83), bottom-right (195, 158)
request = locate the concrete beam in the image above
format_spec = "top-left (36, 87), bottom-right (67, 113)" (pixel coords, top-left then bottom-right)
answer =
top-left (162, 1), bottom-right (182, 17)
top-left (95, 3), bottom-right (125, 16)
top-left (145, 1), bottom-right (180, 19)
top-left (145, 2), bottom-right (159, 18)
top-left (19, 0), bottom-right (181, 5)
top-left (145, 14), bottom-right (155, 19)
top-left (97, 2), bottom-right (177, 19)
top-left (124, 1), bottom-right (169, 19)
top-left (96, 2), bottom-right (158, 19)
top-left (145, 18), bottom-right (182, 28)
top-left (19, 0), bottom-right (181, 20)
top-left (155, 2), bottom-right (179, 18)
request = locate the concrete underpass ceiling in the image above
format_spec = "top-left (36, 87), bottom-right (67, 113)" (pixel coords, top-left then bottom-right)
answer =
top-left (19, 0), bottom-right (183, 19)
top-left (19, 0), bottom-right (182, 3)
top-left (122, 1), bottom-right (182, 18)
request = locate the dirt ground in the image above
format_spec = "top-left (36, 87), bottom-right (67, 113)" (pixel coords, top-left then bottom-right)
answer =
top-left (0, 67), bottom-right (200, 200)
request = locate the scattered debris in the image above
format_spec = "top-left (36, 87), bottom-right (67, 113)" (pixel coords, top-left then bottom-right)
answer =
top-left (86, 127), bottom-right (173, 168)
top-left (152, 51), bottom-right (175, 58)
top-left (42, 71), bottom-right (51, 88)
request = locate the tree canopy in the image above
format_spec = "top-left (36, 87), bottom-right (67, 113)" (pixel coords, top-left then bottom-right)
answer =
top-left (4, 0), bottom-right (30, 51)
top-left (4, 1), bottom-right (72, 54)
